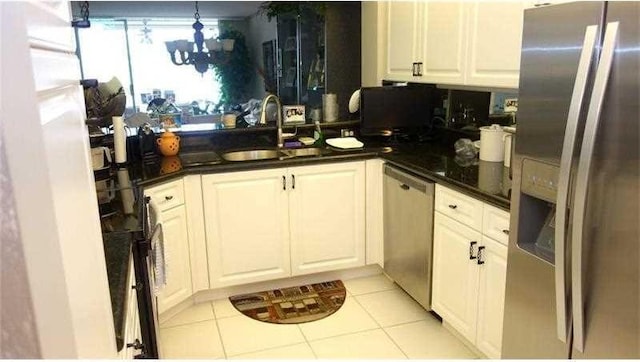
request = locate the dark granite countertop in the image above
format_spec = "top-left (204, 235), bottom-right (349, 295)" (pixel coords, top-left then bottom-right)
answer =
top-left (102, 231), bottom-right (133, 352)
top-left (128, 142), bottom-right (510, 210)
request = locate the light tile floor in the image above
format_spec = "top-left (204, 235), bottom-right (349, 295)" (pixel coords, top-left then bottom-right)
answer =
top-left (159, 274), bottom-right (478, 359)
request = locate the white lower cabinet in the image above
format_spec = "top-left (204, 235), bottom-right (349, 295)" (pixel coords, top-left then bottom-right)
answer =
top-left (202, 161), bottom-right (366, 288)
top-left (144, 180), bottom-right (193, 314)
top-left (432, 185), bottom-right (509, 359)
top-left (475, 235), bottom-right (508, 359)
top-left (432, 213), bottom-right (481, 342)
top-left (202, 169), bottom-right (291, 288)
top-left (289, 162), bottom-right (365, 276)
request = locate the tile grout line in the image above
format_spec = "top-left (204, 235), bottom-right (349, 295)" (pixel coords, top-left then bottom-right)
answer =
top-left (210, 301), bottom-right (230, 359)
top-left (349, 289), bottom-right (410, 359)
top-left (296, 323), bottom-right (319, 359)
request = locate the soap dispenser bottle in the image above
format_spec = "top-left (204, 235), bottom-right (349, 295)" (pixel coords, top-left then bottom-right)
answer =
top-left (313, 120), bottom-right (324, 146)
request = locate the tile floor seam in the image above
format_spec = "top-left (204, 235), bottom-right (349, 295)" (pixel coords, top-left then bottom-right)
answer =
top-left (211, 312), bottom-right (229, 359)
top-left (350, 289), bottom-right (411, 359)
top-left (346, 285), bottom-right (400, 298)
top-left (295, 323), bottom-right (319, 359)
top-left (302, 325), bottom-right (382, 343)
top-left (225, 341), bottom-right (313, 359)
top-left (159, 315), bottom-right (217, 331)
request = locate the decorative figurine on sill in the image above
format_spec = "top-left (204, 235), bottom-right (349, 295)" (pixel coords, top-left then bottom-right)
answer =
top-left (147, 98), bottom-right (182, 128)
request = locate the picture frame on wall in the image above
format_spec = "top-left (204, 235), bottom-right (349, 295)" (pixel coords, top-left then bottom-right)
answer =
top-left (283, 105), bottom-right (305, 124)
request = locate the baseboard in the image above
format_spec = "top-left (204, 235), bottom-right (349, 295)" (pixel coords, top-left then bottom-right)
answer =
top-left (159, 264), bottom-right (384, 322)
top-left (193, 264), bottom-right (383, 303)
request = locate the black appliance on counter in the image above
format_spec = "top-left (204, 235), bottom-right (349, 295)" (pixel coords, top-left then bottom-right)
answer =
top-left (359, 84), bottom-right (435, 137)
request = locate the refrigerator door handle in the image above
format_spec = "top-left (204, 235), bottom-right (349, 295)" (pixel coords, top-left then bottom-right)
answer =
top-left (555, 24), bottom-right (599, 344)
top-left (571, 21), bottom-right (620, 353)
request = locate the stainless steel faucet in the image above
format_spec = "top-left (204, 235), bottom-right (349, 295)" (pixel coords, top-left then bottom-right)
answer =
top-left (259, 94), bottom-right (296, 148)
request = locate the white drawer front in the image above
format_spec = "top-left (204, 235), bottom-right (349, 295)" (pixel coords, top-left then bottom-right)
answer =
top-left (483, 204), bottom-right (510, 246)
top-left (145, 179), bottom-right (185, 211)
top-left (435, 184), bottom-right (484, 231)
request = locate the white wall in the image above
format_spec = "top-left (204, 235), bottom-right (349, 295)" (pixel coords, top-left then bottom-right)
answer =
top-left (361, 2), bottom-right (384, 87)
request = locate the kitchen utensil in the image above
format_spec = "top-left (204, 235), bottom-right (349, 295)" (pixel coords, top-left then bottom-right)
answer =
top-left (479, 124), bottom-right (505, 162)
top-left (156, 130), bottom-right (180, 156)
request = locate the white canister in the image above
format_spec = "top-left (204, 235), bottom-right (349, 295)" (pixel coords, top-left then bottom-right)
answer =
top-left (112, 116), bottom-right (127, 164)
top-left (479, 124), bottom-right (505, 162)
top-left (322, 93), bottom-right (338, 122)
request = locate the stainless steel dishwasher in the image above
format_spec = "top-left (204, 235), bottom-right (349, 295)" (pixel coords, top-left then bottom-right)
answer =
top-left (383, 165), bottom-right (435, 310)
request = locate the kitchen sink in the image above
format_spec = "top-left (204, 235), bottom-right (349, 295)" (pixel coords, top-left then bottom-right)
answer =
top-left (282, 148), bottom-right (327, 157)
top-left (221, 149), bottom-right (284, 162)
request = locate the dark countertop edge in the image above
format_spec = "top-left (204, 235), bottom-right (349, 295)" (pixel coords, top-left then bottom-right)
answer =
top-left (133, 149), bottom-right (510, 210)
top-left (381, 158), bottom-right (510, 210)
top-left (135, 150), bottom-right (379, 187)
top-left (102, 232), bottom-right (133, 352)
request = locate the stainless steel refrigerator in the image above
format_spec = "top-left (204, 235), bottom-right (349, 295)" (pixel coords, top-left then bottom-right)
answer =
top-left (502, 1), bottom-right (639, 359)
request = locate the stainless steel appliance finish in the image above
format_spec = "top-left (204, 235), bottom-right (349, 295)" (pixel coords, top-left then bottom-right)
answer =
top-left (383, 165), bottom-right (434, 310)
top-left (503, 1), bottom-right (639, 359)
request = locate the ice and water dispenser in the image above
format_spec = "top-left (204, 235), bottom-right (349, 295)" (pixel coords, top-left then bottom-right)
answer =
top-left (516, 159), bottom-right (560, 264)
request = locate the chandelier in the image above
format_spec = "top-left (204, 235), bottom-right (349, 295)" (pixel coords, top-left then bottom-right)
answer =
top-left (164, 1), bottom-right (235, 75)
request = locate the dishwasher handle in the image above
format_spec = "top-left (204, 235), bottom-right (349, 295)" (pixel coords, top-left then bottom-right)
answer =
top-left (384, 165), bottom-right (433, 194)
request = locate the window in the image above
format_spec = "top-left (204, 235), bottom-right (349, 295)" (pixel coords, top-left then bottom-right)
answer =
top-left (77, 18), bottom-right (222, 116)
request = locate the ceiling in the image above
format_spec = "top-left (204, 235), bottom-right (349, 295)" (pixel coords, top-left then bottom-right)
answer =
top-left (72, 1), bottom-right (264, 19)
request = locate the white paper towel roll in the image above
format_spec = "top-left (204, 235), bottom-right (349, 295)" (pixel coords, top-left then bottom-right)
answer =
top-left (112, 116), bottom-right (127, 163)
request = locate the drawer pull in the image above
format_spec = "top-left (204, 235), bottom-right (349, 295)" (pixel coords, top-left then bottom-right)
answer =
top-left (165, 195), bottom-right (174, 201)
top-left (400, 184), bottom-right (410, 190)
top-left (127, 339), bottom-right (144, 350)
top-left (448, 204), bottom-right (458, 209)
top-left (469, 241), bottom-right (478, 260)
top-left (502, 229), bottom-right (510, 235)
top-left (477, 246), bottom-right (485, 265)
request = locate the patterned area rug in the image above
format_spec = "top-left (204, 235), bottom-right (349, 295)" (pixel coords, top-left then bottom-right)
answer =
top-left (229, 280), bottom-right (346, 324)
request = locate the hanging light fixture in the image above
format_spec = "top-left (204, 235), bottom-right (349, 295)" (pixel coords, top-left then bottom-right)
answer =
top-left (164, 1), bottom-right (235, 75)
top-left (140, 19), bottom-right (153, 44)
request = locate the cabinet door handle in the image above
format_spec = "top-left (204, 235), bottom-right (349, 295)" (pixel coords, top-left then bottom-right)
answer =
top-left (412, 62), bottom-right (418, 76)
top-left (291, 174), bottom-right (295, 189)
top-left (534, 2), bottom-right (551, 7)
top-left (400, 184), bottom-right (410, 190)
top-left (477, 246), bottom-right (485, 265)
top-left (127, 339), bottom-right (144, 350)
top-left (448, 204), bottom-right (458, 209)
top-left (502, 229), bottom-right (510, 235)
top-left (165, 195), bottom-right (173, 201)
top-left (469, 241), bottom-right (477, 260)
top-left (282, 175), bottom-right (286, 190)
top-left (417, 62), bottom-right (423, 76)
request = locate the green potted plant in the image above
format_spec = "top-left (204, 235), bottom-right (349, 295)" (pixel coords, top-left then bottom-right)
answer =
top-left (213, 27), bottom-right (252, 109)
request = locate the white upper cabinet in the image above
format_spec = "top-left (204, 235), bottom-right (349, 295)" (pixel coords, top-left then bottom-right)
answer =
top-left (465, 1), bottom-right (525, 88)
top-left (385, 1), bottom-right (423, 82)
top-left (381, 1), bottom-right (525, 89)
top-left (421, 2), bottom-right (467, 85)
